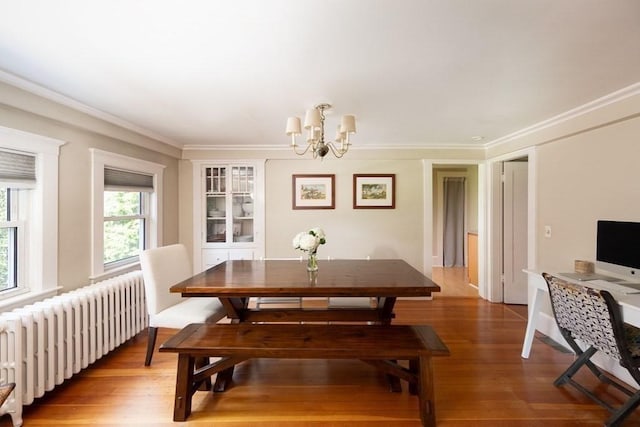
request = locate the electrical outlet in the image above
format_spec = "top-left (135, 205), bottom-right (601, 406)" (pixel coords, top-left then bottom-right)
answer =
top-left (544, 226), bottom-right (552, 238)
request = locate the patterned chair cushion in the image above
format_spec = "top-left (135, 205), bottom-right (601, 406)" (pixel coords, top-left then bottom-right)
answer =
top-left (547, 278), bottom-right (621, 360)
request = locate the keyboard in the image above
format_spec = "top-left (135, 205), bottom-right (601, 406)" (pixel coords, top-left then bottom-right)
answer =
top-left (586, 279), bottom-right (640, 295)
top-left (559, 272), bottom-right (612, 281)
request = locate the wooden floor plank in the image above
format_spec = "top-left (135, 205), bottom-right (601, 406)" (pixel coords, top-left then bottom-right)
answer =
top-left (2, 271), bottom-right (639, 426)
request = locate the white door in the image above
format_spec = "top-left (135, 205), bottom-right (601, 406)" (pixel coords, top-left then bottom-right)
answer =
top-left (503, 161), bottom-right (528, 304)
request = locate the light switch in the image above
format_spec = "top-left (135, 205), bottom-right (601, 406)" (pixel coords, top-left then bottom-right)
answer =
top-left (544, 226), bottom-right (552, 238)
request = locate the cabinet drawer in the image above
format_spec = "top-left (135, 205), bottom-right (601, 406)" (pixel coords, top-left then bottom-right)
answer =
top-left (203, 249), bottom-right (228, 268)
top-left (228, 249), bottom-right (254, 261)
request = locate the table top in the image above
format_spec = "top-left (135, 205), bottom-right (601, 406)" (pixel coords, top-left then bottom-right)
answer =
top-left (171, 259), bottom-right (440, 298)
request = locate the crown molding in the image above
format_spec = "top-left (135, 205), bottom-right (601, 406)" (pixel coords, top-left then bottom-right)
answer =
top-left (484, 82), bottom-right (640, 149)
top-left (182, 143), bottom-right (487, 152)
top-left (0, 68), bottom-right (182, 149)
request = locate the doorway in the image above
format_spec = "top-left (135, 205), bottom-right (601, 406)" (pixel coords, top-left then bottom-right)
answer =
top-left (432, 165), bottom-right (479, 297)
top-left (486, 150), bottom-right (534, 304)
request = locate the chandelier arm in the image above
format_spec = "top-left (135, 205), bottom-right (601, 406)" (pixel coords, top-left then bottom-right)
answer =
top-left (292, 142), bottom-right (314, 156)
top-left (325, 141), bottom-right (347, 159)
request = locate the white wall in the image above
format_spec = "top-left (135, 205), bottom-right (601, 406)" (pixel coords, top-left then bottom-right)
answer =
top-left (181, 149), bottom-right (485, 276)
top-left (265, 159), bottom-right (424, 271)
top-left (0, 83), bottom-right (181, 290)
top-left (535, 116), bottom-right (640, 272)
top-left (490, 86), bottom-right (640, 382)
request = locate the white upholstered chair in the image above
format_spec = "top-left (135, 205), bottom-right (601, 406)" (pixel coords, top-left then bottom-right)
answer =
top-left (139, 244), bottom-right (226, 366)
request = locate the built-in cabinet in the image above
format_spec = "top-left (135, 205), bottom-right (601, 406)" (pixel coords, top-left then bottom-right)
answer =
top-left (192, 160), bottom-right (265, 272)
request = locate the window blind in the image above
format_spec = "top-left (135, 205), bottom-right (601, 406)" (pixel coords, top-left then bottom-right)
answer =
top-left (104, 167), bottom-right (154, 192)
top-left (0, 149), bottom-right (36, 187)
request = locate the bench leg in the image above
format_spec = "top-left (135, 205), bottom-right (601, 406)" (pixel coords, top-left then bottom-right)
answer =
top-left (195, 356), bottom-right (212, 391)
top-left (174, 354), bottom-right (195, 422)
top-left (214, 365), bottom-right (235, 392)
top-left (386, 360), bottom-right (402, 393)
top-left (409, 359), bottom-right (419, 395)
top-left (418, 354), bottom-right (436, 427)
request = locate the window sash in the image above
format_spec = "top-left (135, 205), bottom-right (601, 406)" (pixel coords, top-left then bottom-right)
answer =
top-left (102, 191), bottom-right (150, 267)
top-left (1, 188), bottom-right (21, 292)
top-left (0, 222), bottom-right (19, 291)
top-left (103, 217), bottom-right (146, 266)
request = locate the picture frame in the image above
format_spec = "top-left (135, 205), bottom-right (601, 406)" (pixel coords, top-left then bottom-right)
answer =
top-left (353, 174), bottom-right (396, 209)
top-left (292, 174), bottom-right (336, 209)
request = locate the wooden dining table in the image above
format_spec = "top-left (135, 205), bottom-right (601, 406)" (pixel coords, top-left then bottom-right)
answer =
top-left (170, 258), bottom-right (441, 324)
top-left (169, 258), bottom-right (440, 392)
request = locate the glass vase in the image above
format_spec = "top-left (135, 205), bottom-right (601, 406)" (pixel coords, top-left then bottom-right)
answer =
top-left (307, 252), bottom-right (318, 272)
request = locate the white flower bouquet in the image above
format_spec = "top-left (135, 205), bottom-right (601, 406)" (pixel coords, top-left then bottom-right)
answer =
top-left (292, 227), bottom-right (326, 254)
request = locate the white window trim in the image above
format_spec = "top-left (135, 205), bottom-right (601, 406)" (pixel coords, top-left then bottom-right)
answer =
top-left (0, 126), bottom-right (64, 309)
top-left (90, 148), bottom-right (165, 280)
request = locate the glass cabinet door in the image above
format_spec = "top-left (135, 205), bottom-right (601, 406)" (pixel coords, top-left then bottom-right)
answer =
top-left (205, 167), bottom-right (227, 243)
top-left (204, 165), bottom-right (254, 244)
top-left (230, 166), bottom-right (254, 243)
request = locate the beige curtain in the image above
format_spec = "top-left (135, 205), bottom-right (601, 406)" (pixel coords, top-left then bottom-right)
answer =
top-left (443, 177), bottom-right (465, 267)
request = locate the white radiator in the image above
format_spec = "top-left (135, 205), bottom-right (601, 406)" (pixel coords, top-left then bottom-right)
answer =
top-left (0, 270), bottom-right (147, 427)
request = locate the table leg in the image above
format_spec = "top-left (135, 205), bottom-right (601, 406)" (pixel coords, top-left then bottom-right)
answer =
top-left (379, 297), bottom-right (397, 325)
top-left (378, 297), bottom-right (401, 391)
top-left (213, 316), bottom-right (241, 392)
top-left (521, 288), bottom-right (544, 358)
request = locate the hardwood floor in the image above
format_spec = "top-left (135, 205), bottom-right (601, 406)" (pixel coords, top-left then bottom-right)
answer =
top-left (431, 267), bottom-right (479, 297)
top-left (2, 272), bottom-right (639, 426)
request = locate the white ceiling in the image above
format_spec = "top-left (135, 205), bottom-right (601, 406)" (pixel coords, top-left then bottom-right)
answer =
top-left (0, 0), bottom-right (639, 150)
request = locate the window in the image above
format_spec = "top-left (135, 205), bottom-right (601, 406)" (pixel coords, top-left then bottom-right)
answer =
top-left (91, 149), bottom-right (164, 279)
top-left (103, 168), bottom-right (153, 268)
top-left (0, 126), bottom-right (63, 308)
top-left (0, 188), bottom-right (18, 291)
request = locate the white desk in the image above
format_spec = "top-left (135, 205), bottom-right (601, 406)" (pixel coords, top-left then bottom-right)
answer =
top-left (522, 270), bottom-right (640, 359)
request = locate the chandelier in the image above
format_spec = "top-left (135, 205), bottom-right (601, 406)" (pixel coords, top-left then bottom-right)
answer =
top-left (286, 103), bottom-right (356, 159)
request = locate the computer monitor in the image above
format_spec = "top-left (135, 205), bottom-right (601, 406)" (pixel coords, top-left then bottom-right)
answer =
top-left (596, 220), bottom-right (640, 281)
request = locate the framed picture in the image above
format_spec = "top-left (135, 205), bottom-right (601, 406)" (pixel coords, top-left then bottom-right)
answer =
top-left (292, 174), bottom-right (336, 209)
top-left (353, 174), bottom-right (396, 209)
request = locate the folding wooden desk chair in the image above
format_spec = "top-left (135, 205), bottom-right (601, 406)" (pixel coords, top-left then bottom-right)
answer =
top-left (543, 273), bottom-right (640, 427)
top-left (0, 382), bottom-right (15, 408)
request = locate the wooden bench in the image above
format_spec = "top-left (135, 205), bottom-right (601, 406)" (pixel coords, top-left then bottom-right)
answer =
top-left (160, 323), bottom-right (450, 426)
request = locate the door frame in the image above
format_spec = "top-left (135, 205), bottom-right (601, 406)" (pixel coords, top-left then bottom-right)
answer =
top-left (486, 147), bottom-right (537, 303)
top-left (423, 159), bottom-right (484, 291)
